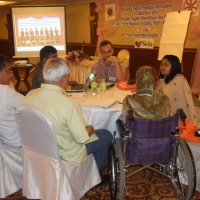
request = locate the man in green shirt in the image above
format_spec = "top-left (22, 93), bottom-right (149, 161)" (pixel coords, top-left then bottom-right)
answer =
top-left (23, 58), bottom-right (113, 185)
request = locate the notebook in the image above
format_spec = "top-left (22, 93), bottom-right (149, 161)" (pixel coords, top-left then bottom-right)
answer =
top-left (66, 84), bottom-right (85, 92)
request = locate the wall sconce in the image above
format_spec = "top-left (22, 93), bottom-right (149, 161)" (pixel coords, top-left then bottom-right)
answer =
top-left (88, 16), bottom-right (96, 34)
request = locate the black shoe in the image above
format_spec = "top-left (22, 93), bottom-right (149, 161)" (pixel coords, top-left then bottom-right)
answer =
top-left (96, 174), bottom-right (109, 187)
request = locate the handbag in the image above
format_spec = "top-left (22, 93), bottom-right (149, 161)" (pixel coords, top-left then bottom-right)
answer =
top-left (178, 119), bottom-right (200, 143)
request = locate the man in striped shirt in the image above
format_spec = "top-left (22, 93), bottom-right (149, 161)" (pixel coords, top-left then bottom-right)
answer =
top-left (0, 54), bottom-right (24, 147)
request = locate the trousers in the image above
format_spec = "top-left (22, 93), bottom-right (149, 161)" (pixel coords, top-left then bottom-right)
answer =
top-left (85, 129), bottom-right (113, 171)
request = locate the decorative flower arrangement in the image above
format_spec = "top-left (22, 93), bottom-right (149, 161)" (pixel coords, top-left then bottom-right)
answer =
top-left (65, 50), bottom-right (86, 63)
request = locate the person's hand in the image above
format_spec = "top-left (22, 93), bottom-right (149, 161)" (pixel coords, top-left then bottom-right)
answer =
top-left (105, 56), bottom-right (118, 66)
top-left (86, 125), bottom-right (96, 136)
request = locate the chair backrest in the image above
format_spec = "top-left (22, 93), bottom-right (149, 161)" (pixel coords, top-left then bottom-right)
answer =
top-left (15, 105), bottom-right (59, 160)
top-left (125, 115), bottom-right (179, 165)
top-left (117, 49), bottom-right (130, 65)
top-left (118, 49), bottom-right (130, 80)
top-left (15, 105), bottom-right (101, 200)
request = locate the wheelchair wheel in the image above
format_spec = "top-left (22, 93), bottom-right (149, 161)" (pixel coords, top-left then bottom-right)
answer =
top-left (171, 137), bottom-right (196, 200)
top-left (108, 138), bottom-right (124, 200)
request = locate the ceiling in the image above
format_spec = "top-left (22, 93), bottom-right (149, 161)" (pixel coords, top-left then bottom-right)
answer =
top-left (0, 0), bottom-right (95, 6)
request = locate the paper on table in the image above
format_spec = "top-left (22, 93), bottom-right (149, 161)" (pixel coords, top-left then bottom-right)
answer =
top-left (158, 11), bottom-right (191, 62)
top-left (77, 97), bottom-right (117, 109)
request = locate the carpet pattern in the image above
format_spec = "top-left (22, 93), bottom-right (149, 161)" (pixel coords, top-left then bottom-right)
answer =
top-left (3, 167), bottom-right (200, 200)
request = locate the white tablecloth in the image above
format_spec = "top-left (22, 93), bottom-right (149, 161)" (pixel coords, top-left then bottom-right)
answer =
top-left (70, 87), bottom-right (132, 136)
top-left (68, 60), bottom-right (96, 84)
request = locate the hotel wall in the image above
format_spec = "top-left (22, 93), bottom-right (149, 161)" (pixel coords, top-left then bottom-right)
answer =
top-left (0, 7), bottom-right (10, 39)
top-left (66, 4), bottom-right (91, 43)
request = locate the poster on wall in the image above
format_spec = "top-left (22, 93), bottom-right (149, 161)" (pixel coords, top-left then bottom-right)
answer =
top-left (105, 4), bottom-right (116, 20)
top-left (105, 3), bottom-right (173, 46)
top-left (94, 0), bottom-right (199, 56)
top-left (183, 0), bottom-right (199, 16)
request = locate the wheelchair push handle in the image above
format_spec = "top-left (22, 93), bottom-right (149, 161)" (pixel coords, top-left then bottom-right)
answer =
top-left (176, 108), bottom-right (187, 127)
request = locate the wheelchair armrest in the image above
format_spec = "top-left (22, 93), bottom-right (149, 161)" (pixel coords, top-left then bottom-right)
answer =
top-left (116, 119), bottom-right (130, 138)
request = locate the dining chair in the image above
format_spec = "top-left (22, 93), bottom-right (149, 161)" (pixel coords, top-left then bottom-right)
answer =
top-left (0, 144), bottom-right (22, 198)
top-left (117, 49), bottom-right (130, 80)
top-left (15, 105), bottom-right (101, 200)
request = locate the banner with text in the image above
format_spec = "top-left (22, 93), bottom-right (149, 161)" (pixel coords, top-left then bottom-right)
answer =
top-left (105, 3), bottom-right (173, 47)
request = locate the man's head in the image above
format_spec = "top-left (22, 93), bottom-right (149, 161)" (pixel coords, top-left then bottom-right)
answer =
top-left (43, 58), bottom-right (70, 90)
top-left (0, 54), bottom-right (12, 85)
top-left (100, 40), bottom-right (114, 63)
top-left (40, 46), bottom-right (58, 63)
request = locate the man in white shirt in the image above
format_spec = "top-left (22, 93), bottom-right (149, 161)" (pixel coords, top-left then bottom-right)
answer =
top-left (0, 54), bottom-right (24, 146)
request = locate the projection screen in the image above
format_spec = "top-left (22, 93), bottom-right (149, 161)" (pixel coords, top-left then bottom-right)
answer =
top-left (11, 6), bottom-right (66, 57)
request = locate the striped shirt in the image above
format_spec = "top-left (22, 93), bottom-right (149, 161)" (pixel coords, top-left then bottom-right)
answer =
top-left (32, 62), bottom-right (44, 89)
top-left (0, 85), bottom-right (24, 146)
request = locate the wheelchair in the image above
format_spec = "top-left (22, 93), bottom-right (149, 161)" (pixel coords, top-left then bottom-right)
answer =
top-left (108, 114), bottom-right (196, 200)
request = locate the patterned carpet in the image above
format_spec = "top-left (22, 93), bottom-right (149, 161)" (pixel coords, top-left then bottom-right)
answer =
top-left (2, 166), bottom-right (200, 200)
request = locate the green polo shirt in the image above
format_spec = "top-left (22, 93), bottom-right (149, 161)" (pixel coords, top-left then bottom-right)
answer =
top-left (23, 83), bottom-right (98, 166)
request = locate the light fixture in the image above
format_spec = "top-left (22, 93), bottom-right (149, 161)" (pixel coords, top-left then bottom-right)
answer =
top-left (88, 16), bottom-right (96, 34)
top-left (0, 1), bottom-right (16, 5)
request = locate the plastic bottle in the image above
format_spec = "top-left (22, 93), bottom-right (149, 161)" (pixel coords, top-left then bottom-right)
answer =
top-left (90, 77), bottom-right (97, 96)
top-left (100, 78), bottom-right (107, 98)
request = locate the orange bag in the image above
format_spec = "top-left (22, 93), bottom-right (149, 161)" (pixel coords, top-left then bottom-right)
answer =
top-left (116, 81), bottom-right (137, 91)
top-left (178, 119), bottom-right (200, 143)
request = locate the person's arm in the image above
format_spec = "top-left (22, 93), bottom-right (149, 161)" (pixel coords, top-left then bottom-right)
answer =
top-left (115, 59), bottom-right (126, 82)
top-left (106, 56), bottom-right (125, 82)
top-left (86, 125), bottom-right (96, 136)
top-left (67, 102), bottom-right (91, 144)
top-left (5, 87), bottom-right (24, 108)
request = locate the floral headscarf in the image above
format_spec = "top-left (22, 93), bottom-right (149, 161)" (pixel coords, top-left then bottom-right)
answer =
top-left (123, 66), bottom-right (171, 120)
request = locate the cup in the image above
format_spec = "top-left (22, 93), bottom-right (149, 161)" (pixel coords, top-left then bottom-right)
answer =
top-left (100, 90), bottom-right (108, 98)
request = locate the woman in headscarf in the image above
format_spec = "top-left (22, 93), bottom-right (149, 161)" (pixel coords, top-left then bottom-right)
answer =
top-left (159, 54), bottom-right (199, 125)
top-left (123, 65), bottom-right (171, 120)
